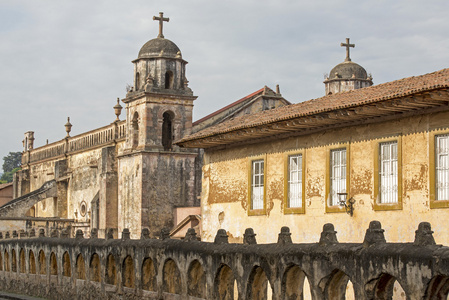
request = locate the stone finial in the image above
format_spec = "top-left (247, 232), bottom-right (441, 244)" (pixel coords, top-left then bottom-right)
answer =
top-left (5, 232), bottom-right (10, 239)
top-left (184, 228), bottom-right (198, 242)
top-left (160, 228), bottom-right (171, 240)
top-left (61, 229), bottom-right (69, 238)
top-left (276, 84), bottom-right (281, 96)
top-left (319, 223), bottom-right (339, 245)
top-left (65, 117), bottom-right (72, 137)
top-left (106, 228), bottom-right (114, 240)
top-left (121, 228), bottom-right (130, 240)
top-left (29, 229), bottom-right (35, 238)
top-left (12, 230), bottom-right (18, 238)
top-left (277, 226), bottom-right (292, 245)
top-left (113, 98), bottom-right (123, 121)
top-left (75, 229), bottom-right (84, 239)
top-left (90, 228), bottom-right (98, 239)
top-left (38, 229), bottom-right (45, 237)
top-left (243, 228), bottom-right (257, 245)
top-left (141, 228), bottom-right (150, 240)
top-left (214, 229), bottom-right (229, 245)
top-left (414, 222), bottom-right (436, 246)
top-left (363, 221), bottom-right (386, 247)
top-left (50, 229), bottom-right (59, 238)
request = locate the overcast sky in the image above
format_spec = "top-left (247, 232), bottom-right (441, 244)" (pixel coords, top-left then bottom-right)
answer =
top-left (1, 0), bottom-right (449, 164)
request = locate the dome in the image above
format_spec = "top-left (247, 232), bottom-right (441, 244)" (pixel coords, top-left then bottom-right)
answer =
top-left (329, 61), bottom-right (368, 80)
top-left (138, 38), bottom-right (181, 59)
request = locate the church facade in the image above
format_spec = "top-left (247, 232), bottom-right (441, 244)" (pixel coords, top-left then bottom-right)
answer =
top-left (8, 13), bottom-right (288, 239)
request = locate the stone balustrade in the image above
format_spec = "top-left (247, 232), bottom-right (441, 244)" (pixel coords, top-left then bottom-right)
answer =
top-left (0, 221), bottom-right (446, 299)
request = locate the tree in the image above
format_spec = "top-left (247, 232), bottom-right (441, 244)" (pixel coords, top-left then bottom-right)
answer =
top-left (2, 152), bottom-right (21, 173)
top-left (1, 152), bottom-right (22, 183)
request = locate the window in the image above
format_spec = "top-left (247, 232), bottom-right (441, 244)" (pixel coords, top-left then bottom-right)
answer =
top-left (329, 149), bottom-right (346, 206)
top-left (162, 111), bottom-right (173, 151)
top-left (248, 158), bottom-right (266, 215)
top-left (379, 141), bottom-right (398, 204)
top-left (435, 134), bottom-right (449, 200)
top-left (287, 154), bottom-right (303, 209)
top-left (373, 137), bottom-right (402, 211)
top-left (165, 71), bottom-right (174, 89)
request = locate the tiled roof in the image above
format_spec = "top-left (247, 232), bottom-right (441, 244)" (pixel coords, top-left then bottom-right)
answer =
top-left (179, 68), bottom-right (449, 144)
top-left (0, 182), bottom-right (13, 190)
top-left (192, 87), bottom-right (265, 126)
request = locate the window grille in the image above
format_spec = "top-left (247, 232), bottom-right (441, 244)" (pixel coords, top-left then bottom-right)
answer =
top-left (379, 141), bottom-right (398, 203)
top-left (436, 134), bottom-right (449, 200)
top-left (251, 160), bottom-right (264, 210)
top-left (330, 148), bottom-right (346, 206)
top-left (288, 155), bottom-right (302, 208)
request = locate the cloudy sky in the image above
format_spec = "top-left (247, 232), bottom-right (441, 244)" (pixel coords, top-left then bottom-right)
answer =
top-left (1, 0), bottom-right (449, 164)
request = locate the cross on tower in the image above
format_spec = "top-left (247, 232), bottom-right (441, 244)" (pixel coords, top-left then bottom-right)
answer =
top-left (153, 12), bottom-right (170, 38)
top-left (340, 38), bottom-right (355, 62)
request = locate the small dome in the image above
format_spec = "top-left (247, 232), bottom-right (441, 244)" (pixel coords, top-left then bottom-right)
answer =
top-left (329, 61), bottom-right (368, 80)
top-left (138, 38), bottom-right (181, 59)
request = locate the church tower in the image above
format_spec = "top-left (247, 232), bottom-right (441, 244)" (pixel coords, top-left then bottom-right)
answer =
top-left (118, 13), bottom-right (198, 238)
top-left (324, 38), bottom-right (373, 95)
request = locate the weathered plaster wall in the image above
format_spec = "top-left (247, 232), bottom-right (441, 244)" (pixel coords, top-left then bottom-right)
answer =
top-left (201, 111), bottom-right (449, 244)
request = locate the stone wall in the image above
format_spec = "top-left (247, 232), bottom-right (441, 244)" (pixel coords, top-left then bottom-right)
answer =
top-left (0, 221), bottom-right (446, 299)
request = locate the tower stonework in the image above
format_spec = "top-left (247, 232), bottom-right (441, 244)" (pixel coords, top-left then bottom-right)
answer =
top-left (117, 13), bottom-right (198, 238)
top-left (324, 38), bottom-right (373, 95)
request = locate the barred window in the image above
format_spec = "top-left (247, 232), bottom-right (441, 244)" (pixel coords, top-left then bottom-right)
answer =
top-left (379, 141), bottom-right (398, 203)
top-left (330, 148), bottom-right (346, 206)
top-left (288, 155), bottom-right (302, 208)
top-left (251, 160), bottom-right (264, 210)
top-left (436, 134), bottom-right (449, 200)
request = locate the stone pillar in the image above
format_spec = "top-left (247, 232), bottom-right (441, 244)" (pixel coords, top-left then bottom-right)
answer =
top-left (99, 146), bottom-right (118, 238)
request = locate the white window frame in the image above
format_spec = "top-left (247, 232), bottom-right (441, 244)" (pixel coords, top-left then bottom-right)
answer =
top-left (288, 154), bottom-right (302, 208)
top-left (251, 160), bottom-right (264, 210)
top-left (330, 148), bottom-right (346, 206)
top-left (379, 141), bottom-right (398, 204)
top-left (436, 134), bottom-right (449, 200)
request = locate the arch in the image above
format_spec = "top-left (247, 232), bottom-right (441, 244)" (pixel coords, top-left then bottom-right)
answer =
top-left (165, 70), bottom-right (174, 89)
top-left (131, 112), bottom-right (139, 149)
top-left (162, 111), bottom-right (174, 151)
top-left (281, 265), bottom-right (310, 299)
top-left (90, 253), bottom-right (101, 282)
top-left (105, 254), bottom-right (117, 285)
top-left (62, 251), bottom-right (71, 277)
top-left (141, 257), bottom-right (156, 291)
top-left (50, 252), bottom-right (57, 275)
top-left (163, 258), bottom-right (182, 294)
top-left (187, 259), bottom-right (206, 298)
top-left (424, 275), bottom-right (449, 299)
top-left (365, 273), bottom-right (406, 299)
top-left (247, 265), bottom-right (271, 300)
top-left (4, 250), bottom-right (9, 272)
top-left (38, 250), bottom-right (46, 275)
top-left (76, 253), bottom-right (86, 280)
top-left (215, 264), bottom-right (237, 300)
top-left (19, 249), bottom-right (25, 273)
top-left (29, 250), bottom-right (36, 274)
top-left (319, 269), bottom-right (350, 300)
top-left (11, 249), bottom-right (17, 272)
top-left (122, 255), bottom-right (135, 288)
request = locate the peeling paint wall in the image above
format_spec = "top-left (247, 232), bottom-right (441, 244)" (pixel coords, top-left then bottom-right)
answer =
top-left (201, 111), bottom-right (449, 244)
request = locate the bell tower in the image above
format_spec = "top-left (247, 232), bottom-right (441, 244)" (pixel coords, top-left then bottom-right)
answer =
top-left (118, 13), bottom-right (199, 238)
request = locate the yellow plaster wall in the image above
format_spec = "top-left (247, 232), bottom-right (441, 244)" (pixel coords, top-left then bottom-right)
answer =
top-left (201, 111), bottom-right (449, 244)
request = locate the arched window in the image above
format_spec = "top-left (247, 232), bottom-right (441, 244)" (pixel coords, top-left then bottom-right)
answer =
top-left (132, 112), bottom-right (139, 149)
top-left (165, 71), bottom-right (174, 89)
top-left (162, 111), bottom-right (173, 151)
top-left (135, 72), bottom-right (140, 91)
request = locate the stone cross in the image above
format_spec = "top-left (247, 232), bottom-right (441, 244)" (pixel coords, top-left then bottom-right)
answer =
top-left (153, 12), bottom-right (169, 38)
top-left (341, 38), bottom-right (355, 62)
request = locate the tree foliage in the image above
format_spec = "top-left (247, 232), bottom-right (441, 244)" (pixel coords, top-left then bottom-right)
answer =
top-left (1, 152), bottom-right (22, 183)
top-left (2, 152), bottom-right (21, 173)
